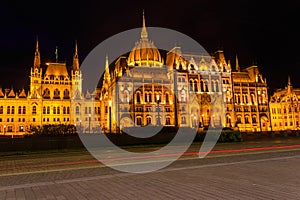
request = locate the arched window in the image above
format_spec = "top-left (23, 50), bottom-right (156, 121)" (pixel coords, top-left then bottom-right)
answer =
top-left (136, 92), bottom-right (141, 103)
top-left (200, 80), bottom-right (204, 92)
top-left (32, 105), bottom-right (36, 114)
top-left (7, 106), bottom-right (10, 114)
top-left (205, 80), bottom-right (209, 92)
top-left (54, 89), bottom-right (60, 99)
top-left (211, 80), bottom-right (215, 92)
top-left (67, 107), bottom-right (70, 114)
top-left (215, 81), bottom-right (219, 92)
top-left (245, 115), bottom-right (250, 124)
top-left (63, 107), bottom-right (66, 114)
top-left (57, 107), bottom-right (60, 114)
top-left (181, 116), bottom-right (186, 124)
top-left (194, 80), bottom-right (198, 92)
top-left (252, 115), bottom-right (257, 123)
top-left (0, 106), bottom-right (3, 114)
top-left (43, 106), bottom-right (46, 114)
top-left (43, 88), bottom-right (50, 98)
top-left (47, 106), bottom-right (50, 114)
top-left (136, 117), bottom-right (142, 126)
top-left (53, 107), bottom-right (56, 114)
top-left (76, 106), bottom-right (80, 115)
top-left (144, 93), bottom-right (148, 102)
top-left (149, 93), bottom-right (152, 103)
top-left (165, 93), bottom-right (169, 103)
top-left (63, 89), bottom-right (70, 99)
top-left (11, 106), bottom-right (14, 114)
top-left (146, 116), bottom-right (152, 125)
top-left (23, 106), bottom-right (26, 114)
top-left (166, 117), bottom-right (171, 125)
top-left (123, 90), bottom-right (129, 103)
top-left (18, 106), bottom-right (22, 114)
top-left (236, 115), bottom-right (242, 123)
top-left (189, 80), bottom-right (194, 91)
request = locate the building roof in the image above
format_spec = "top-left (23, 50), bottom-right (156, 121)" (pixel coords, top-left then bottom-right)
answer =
top-left (45, 62), bottom-right (69, 77)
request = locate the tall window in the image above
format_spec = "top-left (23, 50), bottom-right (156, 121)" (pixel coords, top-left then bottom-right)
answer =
top-left (136, 117), bottom-right (142, 126)
top-left (11, 106), bottom-right (15, 114)
top-left (136, 92), bottom-right (141, 103)
top-left (43, 106), bottom-right (46, 114)
top-left (194, 80), bottom-right (198, 92)
top-left (23, 106), bottom-right (26, 114)
top-left (146, 117), bottom-right (151, 125)
top-left (32, 105), bottom-right (37, 114)
top-left (63, 107), bottom-right (66, 114)
top-left (47, 106), bottom-right (50, 114)
top-left (18, 106), bottom-right (22, 114)
top-left (0, 106), bottom-right (3, 114)
top-left (165, 93), bottom-right (169, 103)
top-left (54, 89), bottom-right (60, 99)
top-left (53, 107), bottom-right (56, 114)
top-left (63, 89), bottom-right (70, 99)
top-left (76, 106), bottom-right (80, 115)
top-left (166, 117), bottom-right (171, 125)
top-left (57, 107), bottom-right (60, 114)
top-left (7, 106), bottom-right (10, 114)
top-left (67, 107), bottom-right (70, 114)
top-left (43, 88), bottom-right (50, 98)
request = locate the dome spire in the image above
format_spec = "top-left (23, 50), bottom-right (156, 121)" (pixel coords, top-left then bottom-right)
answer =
top-left (287, 75), bottom-right (292, 94)
top-left (141, 10), bottom-right (148, 40)
top-left (33, 35), bottom-right (40, 68)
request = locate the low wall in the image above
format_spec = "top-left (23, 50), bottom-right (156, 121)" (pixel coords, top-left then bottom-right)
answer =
top-left (0, 130), bottom-right (299, 152)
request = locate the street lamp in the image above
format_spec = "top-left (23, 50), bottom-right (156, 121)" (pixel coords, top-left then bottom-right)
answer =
top-left (3, 125), bottom-right (6, 135)
top-left (156, 95), bottom-right (161, 126)
top-left (88, 114), bottom-right (91, 133)
top-left (109, 100), bottom-right (112, 134)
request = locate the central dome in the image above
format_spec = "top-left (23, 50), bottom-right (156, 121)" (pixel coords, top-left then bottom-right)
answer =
top-left (127, 12), bottom-right (163, 67)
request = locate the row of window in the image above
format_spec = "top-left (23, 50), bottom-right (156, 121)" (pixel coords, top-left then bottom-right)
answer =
top-left (271, 107), bottom-right (299, 114)
top-left (0, 118), bottom-right (26, 122)
top-left (42, 118), bottom-right (70, 122)
top-left (235, 115), bottom-right (257, 124)
top-left (0, 125), bottom-right (25, 132)
top-left (43, 106), bottom-right (70, 115)
top-left (0, 106), bottom-right (26, 115)
top-left (273, 121), bottom-right (299, 127)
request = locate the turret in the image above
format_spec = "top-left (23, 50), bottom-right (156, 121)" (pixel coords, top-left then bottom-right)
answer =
top-left (71, 41), bottom-right (82, 96)
top-left (33, 36), bottom-right (40, 69)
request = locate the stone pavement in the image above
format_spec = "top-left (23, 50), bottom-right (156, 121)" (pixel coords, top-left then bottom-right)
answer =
top-left (1, 149), bottom-right (300, 199)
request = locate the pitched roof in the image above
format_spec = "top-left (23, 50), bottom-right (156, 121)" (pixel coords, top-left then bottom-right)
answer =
top-left (45, 62), bottom-right (69, 77)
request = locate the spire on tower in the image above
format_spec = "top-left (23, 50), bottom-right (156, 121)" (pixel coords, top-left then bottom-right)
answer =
top-left (141, 10), bottom-right (148, 40)
top-left (235, 54), bottom-right (240, 72)
top-left (104, 54), bottom-right (111, 82)
top-left (287, 75), bottom-right (292, 94)
top-left (73, 40), bottom-right (79, 71)
top-left (33, 36), bottom-right (40, 68)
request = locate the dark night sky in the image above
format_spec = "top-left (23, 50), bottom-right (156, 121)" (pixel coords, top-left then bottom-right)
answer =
top-left (1, 0), bottom-right (300, 95)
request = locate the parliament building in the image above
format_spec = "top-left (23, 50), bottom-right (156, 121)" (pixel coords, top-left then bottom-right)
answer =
top-left (0, 13), bottom-right (276, 136)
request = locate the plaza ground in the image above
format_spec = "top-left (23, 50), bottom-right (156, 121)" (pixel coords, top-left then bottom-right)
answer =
top-left (1, 137), bottom-right (300, 199)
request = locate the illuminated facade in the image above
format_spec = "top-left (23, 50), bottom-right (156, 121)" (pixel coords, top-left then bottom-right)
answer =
top-left (270, 77), bottom-right (300, 131)
top-left (98, 13), bottom-right (271, 133)
top-left (0, 13), bottom-right (273, 136)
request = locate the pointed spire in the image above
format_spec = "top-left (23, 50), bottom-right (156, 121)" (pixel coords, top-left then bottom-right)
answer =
top-left (33, 36), bottom-right (40, 68)
top-left (73, 40), bottom-right (79, 71)
top-left (287, 75), bottom-right (292, 94)
top-left (104, 54), bottom-right (111, 82)
top-left (235, 54), bottom-right (240, 72)
top-left (55, 46), bottom-right (58, 62)
top-left (141, 10), bottom-right (148, 40)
